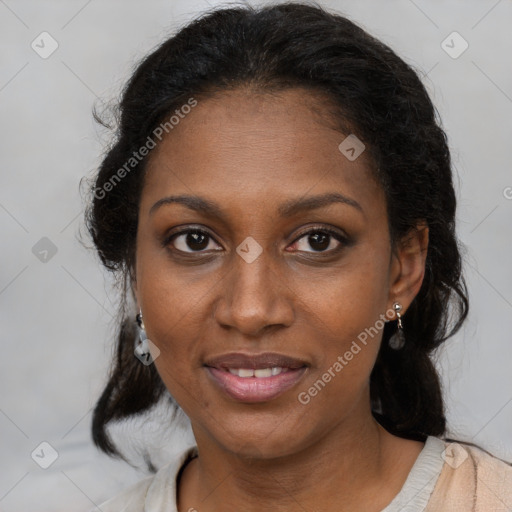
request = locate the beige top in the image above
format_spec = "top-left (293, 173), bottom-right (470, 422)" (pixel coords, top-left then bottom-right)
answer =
top-left (94, 436), bottom-right (512, 511)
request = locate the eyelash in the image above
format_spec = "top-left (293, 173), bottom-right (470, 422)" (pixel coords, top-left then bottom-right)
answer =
top-left (163, 225), bottom-right (349, 256)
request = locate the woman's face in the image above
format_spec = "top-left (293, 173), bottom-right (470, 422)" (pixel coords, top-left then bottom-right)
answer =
top-left (134, 88), bottom-right (421, 458)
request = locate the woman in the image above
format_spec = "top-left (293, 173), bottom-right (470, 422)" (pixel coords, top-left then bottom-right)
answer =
top-left (85, 2), bottom-right (512, 511)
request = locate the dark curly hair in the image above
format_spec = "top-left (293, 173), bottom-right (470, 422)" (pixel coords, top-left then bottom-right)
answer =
top-left (84, 1), bottom-right (470, 467)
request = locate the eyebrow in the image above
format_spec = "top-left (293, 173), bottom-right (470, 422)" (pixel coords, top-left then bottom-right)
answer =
top-left (149, 192), bottom-right (364, 219)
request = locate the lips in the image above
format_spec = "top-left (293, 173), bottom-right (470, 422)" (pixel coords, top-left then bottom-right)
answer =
top-left (203, 352), bottom-right (309, 403)
top-left (204, 352), bottom-right (308, 371)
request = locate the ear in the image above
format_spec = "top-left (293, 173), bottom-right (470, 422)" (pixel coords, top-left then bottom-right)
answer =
top-left (387, 222), bottom-right (429, 314)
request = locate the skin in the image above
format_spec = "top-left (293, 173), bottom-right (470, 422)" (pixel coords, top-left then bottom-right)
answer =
top-left (133, 87), bottom-right (429, 512)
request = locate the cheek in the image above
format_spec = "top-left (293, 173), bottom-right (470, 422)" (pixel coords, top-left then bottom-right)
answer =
top-left (302, 254), bottom-right (389, 335)
top-left (136, 235), bottom-right (218, 339)
top-left (295, 256), bottom-right (390, 382)
top-left (144, 277), bottom-right (207, 409)
top-left (141, 275), bottom-right (207, 357)
top-left (135, 259), bottom-right (202, 372)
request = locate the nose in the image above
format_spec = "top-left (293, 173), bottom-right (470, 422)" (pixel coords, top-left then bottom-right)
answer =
top-left (213, 249), bottom-right (295, 337)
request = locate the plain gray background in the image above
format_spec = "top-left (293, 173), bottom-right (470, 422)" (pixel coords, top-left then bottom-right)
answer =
top-left (1, 0), bottom-right (511, 510)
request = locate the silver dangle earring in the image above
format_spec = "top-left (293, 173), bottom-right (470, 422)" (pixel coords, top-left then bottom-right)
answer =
top-left (389, 302), bottom-right (405, 350)
top-left (135, 309), bottom-right (151, 361)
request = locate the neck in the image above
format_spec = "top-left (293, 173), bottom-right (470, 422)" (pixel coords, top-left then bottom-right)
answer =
top-left (178, 403), bottom-right (396, 512)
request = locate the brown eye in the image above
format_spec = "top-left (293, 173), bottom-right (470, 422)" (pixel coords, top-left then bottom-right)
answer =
top-left (290, 228), bottom-right (347, 253)
top-left (306, 232), bottom-right (331, 251)
top-left (169, 229), bottom-right (221, 253)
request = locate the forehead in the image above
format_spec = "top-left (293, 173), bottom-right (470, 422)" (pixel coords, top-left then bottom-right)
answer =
top-left (141, 88), bottom-right (385, 220)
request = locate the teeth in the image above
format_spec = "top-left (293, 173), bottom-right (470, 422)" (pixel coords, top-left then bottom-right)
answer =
top-left (255, 368), bottom-right (272, 378)
top-left (227, 367), bottom-right (285, 378)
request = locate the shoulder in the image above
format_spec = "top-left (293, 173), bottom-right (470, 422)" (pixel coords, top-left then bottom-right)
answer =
top-left (426, 437), bottom-right (512, 511)
top-left (92, 474), bottom-right (154, 512)
top-left (91, 445), bottom-right (198, 512)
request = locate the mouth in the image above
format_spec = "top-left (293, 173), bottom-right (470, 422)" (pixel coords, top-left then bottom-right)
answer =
top-left (203, 352), bottom-right (309, 403)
